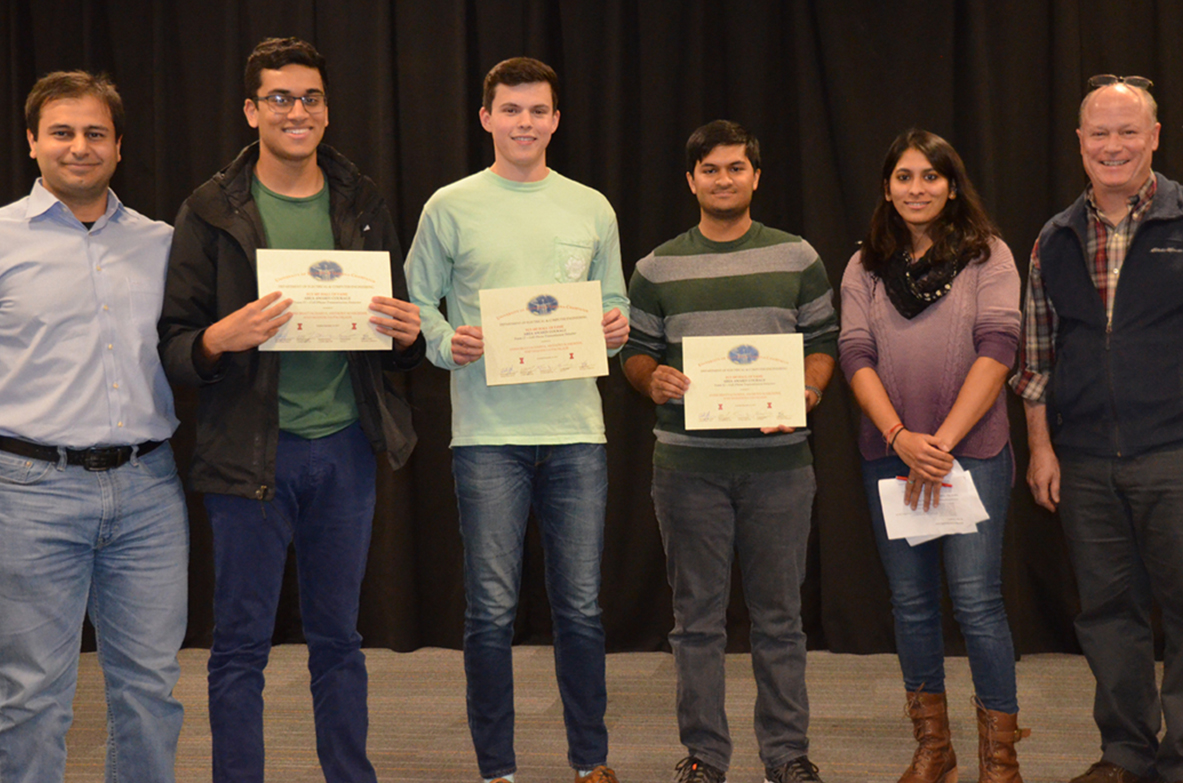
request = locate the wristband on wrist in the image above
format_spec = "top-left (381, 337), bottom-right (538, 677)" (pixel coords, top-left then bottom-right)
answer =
top-left (882, 422), bottom-right (904, 444)
top-left (889, 427), bottom-right (906, 451)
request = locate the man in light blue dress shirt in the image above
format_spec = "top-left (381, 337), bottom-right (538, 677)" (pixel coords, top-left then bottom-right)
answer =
top-left (0, 72), bottom-right (188, 782)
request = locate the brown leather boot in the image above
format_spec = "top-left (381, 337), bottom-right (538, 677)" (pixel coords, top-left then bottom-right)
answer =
top-left (900, 691), bottom-right (957, 783)
top-left (975, 698), bottom-right (1030, 783)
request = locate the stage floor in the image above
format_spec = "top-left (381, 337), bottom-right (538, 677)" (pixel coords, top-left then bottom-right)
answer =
top-left (64, 646), bottom-right (1114, 782)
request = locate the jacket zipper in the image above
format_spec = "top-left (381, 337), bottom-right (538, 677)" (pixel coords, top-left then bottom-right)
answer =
top-left (1100, 214), bottom-right (1161, 458)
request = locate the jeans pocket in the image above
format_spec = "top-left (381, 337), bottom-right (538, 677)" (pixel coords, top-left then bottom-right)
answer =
top-left (133, 444), bottom-right (179, 480)
top-left (0, 451), bottom-right (55, 485)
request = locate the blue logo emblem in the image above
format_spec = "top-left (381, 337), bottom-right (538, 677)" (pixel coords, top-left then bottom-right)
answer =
top-left (528, 294), bottom-right (559, 316)
top-left (728, 345), bottom-right (759, 364)
top-left (308, 261), bottom-right (344, 281)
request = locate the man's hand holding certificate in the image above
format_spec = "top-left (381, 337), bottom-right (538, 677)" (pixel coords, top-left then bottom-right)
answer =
top-left (256, 249), bottom-right (393, 351)
top-left (479, 280), bottom-right (610, 386)
top-left (682, 333), bottom-right (806, 430)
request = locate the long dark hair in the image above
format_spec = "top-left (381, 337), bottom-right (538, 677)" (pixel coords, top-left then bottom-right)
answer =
top-left (860, 128), bottom-right (998, 273)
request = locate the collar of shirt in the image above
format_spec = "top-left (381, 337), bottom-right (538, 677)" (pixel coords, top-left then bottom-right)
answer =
top-left (25, 177), bottom-right (123, 228)
top-left (1085, 173), bottom-right (1158, 227)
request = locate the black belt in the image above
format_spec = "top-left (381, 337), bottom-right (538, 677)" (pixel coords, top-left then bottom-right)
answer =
top-left (0, 435), bottom-right (164, 472)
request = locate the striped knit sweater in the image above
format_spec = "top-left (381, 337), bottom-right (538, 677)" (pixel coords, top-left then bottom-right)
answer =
top-left (621, 222), bottom-right (838, 473)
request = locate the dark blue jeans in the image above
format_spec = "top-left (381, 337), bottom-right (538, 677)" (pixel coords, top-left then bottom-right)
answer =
top-left (204, 423), bottom-right (378, 783)
top-left (652, 465), bottom-right (815, 772)
top-left (1059, 446), bottom-right (1183, 781)
top-left (452, 444), bottom-right (609, 779)
top-left (862, 449), bottom-right (1018, 713)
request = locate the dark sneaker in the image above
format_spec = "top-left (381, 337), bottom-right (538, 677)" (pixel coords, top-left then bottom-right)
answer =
top-left (765, 756), bottom-right (823, 783)
top-left (674, 757), bottom-right (726, 783)
top-left (1070, 761), bottom-right (1156, 783)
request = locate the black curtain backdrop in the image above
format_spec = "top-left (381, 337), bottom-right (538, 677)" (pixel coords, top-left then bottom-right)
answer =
top-left (3, 0), bottom-right (1178, 657)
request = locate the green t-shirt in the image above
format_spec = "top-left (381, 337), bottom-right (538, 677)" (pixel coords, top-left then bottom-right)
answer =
top-left (252, 175), bottom-right (359, 439)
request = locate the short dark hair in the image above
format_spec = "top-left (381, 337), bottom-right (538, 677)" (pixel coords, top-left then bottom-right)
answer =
top-left (686, 120), bottom-right (761, 173)
top-left (482, 57), bottom-right (559, 112)
top-left (26, 71), bottom-right (124, 140)
top-left (860, 128), bottom-right (998, 273)
top-left (244, 37), bottom-right (327, 99)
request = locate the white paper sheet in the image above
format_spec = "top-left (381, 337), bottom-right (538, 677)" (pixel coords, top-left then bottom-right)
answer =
top-left (877, 460), bottom-right (990, 546)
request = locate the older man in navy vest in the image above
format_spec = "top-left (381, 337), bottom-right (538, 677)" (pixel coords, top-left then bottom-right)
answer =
top-left (1012, 75), bottom-right (1183, 783)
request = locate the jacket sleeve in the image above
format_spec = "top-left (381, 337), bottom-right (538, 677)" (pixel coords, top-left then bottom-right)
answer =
top-left (374, 198), bottom-right (426, 372)
top-left (157, 200), bottom-right (227, 387)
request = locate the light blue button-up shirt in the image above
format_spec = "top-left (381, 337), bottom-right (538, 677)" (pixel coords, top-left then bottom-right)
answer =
top-left (0, 180), bottom-right (178, 448)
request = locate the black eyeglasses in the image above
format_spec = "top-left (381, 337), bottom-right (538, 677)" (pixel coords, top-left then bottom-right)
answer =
top-left (254, 93), bottom-right (328, 114)
top-left (1088, 74), bottom-right (1154, 91)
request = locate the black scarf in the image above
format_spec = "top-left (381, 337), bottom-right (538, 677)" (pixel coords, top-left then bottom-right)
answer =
top-left (880, 245), bottom-right (970, 319)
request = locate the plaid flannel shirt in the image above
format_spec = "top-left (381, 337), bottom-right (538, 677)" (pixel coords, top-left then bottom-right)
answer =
top-left (1010, 175), bottom-right (1157, 403)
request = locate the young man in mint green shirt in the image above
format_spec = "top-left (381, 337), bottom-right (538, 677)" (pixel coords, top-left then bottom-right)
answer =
top-left (159, 38), bottom-right (423, 782)
top-left (404, 57), bottom-right (627, 783)
top-left (622, 121), bottom-right (837, 783)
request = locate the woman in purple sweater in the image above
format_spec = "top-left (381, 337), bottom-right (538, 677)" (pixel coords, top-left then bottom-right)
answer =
top-left (838, 129), bottom-right (1025, 783)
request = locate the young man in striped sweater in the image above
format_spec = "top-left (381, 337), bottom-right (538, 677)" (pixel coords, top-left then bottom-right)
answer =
top-left (621, 120), bottom-right (837, 783)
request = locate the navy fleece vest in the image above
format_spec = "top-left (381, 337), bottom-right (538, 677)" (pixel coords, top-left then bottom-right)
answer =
top-left (1038, 174), bottom-right (1183, 458)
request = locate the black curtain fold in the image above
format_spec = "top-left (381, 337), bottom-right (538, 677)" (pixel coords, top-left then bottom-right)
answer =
top-left (3, 0), bottom-right (1179, 656)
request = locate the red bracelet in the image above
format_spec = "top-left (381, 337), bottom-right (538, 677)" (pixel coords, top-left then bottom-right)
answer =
top-left (882, 422), bottom-right (904, 444)
top-left (889, 427), bottom-right (906, 451)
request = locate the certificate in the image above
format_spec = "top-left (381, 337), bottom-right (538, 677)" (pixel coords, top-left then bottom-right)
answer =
top-left (256, 249), bottom-right (392, 351)
top-left (682, 333), bottom-right (805, 430)
top-left (479, 280), bottom-right (609, 386)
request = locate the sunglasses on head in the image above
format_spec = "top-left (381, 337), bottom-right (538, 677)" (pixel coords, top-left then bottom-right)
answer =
top-left (1088, 74), bottom-right (1154, 91)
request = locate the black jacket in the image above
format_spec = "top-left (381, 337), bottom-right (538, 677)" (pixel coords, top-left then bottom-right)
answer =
top-left (1038, 172), bottom-right (1183, 458)
top-left (158, 142), bottom-right (424, 500)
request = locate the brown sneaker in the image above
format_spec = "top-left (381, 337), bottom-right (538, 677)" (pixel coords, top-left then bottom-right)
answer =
top-left (576, 766), bottom-right (620, 783)
top-left (1069, 761), bottom-right (1156, 783)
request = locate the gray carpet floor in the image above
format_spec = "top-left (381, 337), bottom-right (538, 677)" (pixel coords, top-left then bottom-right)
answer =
top-left (61, 647), bottom-right (1121, 782)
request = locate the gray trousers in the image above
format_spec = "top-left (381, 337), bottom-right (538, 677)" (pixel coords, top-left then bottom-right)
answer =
top-left (652, 465), bottom-right (815, 772)
top-left (1059, 446), bottom-right (1183, 781)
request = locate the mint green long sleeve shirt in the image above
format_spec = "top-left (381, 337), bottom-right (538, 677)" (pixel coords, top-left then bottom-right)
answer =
top-left (405, 169), bottom-right (629, 446)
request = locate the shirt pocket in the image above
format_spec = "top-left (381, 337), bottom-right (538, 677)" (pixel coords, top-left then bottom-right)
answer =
top-left (553, 239), bottom-right (595, 283)
top-left (126, 276), bottom-right (165, 321)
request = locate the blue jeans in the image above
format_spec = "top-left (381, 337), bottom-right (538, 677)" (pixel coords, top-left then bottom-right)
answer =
top-left (1058, 446), bottom-right (1183, 781)
top-left (204, 423), bottom-right (377, 783)
top-left (452, 444), bottom-right (609, 779)
top-left (0, 443), bottom-right (188, 783)
top-left (863, 449), bottom-right (1018, 713)
top-left (652, 465), bottom-right (815, 772)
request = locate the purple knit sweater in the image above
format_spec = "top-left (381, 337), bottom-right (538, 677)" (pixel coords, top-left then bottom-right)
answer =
top-left (838, 237), bottom-right (1021, 462)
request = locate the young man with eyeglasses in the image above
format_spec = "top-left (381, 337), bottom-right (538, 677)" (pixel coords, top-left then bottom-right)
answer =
top-left (158, 37), bottom-right (423, 782)
top-left (1011, 75), bottom-right (1183, 783)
